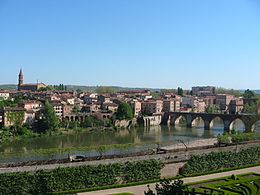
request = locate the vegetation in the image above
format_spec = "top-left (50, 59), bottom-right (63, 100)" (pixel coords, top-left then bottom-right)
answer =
top-left (145, 179), bottom-right (189, 195)
top-left (0, 160), bottom-right (163, 194)
top-left (95, 86), bottom-right (116, 94)
top-left (215, 87), bottom-right (241, 97)
top-left (36, 100), bottom-right (59, 132)
top-left (181, 147), bottom-right (260, 176)
top-left (217, 132), bottom-right (260, 144)
top-left (116, 103), bottom-right (133, 120)
top-left (205, 105), bottom-right (218, 113)
top-left (177, 87), bottom-right (184, 96)
top-left (243, 89), bottom-right (256, 99)
top-left (188, 173), bottom-right (260, 195)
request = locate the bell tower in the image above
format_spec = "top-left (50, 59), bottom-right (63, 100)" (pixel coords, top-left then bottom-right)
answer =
top-left (18, 68), bottom-right (24, 90)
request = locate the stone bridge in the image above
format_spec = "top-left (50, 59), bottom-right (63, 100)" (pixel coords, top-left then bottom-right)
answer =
top-left (164, 112), bottom-right (260, 132)
top-left (63, 112), bottom-right (112, 122)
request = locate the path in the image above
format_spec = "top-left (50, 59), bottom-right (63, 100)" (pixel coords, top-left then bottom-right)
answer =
top-left (78, 166), bottom-right (260, 195)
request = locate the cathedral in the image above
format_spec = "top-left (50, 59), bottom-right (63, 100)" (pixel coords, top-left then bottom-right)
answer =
top-left (18, 69), bottom-right (47, 91)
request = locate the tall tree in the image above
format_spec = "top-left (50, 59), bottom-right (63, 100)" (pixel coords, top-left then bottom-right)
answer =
top-left (116, 103), bottom-right (133, 120)
top-left (243, 89), bottom-right (256, 99)
top-left (177, 87), bottom-right (184, 96)
top-left (41, 100), bottom-right (59, 132)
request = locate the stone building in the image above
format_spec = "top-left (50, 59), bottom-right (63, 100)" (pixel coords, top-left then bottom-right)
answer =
top-left (229, 98), bottom-right (244, 114)
top-left (192, 86), bottom-right (216, 97)
top-left (129, 100), bottom-right (142, 117)
top-left (0, 91), bottom-right (10, 100)
top-left (17, 69), bottom-right (47, 91)
top-left (2, 107), bottom-right (26, 127)
top-left (216, 94), bottom-right (234, 112)
top-left (141, 99), bottom-right (163, 115)
top-left (163, 99), bottom-right (181, 112)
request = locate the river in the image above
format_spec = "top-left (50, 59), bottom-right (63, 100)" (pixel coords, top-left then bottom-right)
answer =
top-left (0, 118), bottom-right (258, 163)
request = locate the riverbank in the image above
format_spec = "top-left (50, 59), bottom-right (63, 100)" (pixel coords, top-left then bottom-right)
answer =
top-left (0, 140), bottom-right (259, 174)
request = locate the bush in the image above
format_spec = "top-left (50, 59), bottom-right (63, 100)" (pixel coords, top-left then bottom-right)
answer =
top-left (0, 160), bottom-right (163, 194)
top-left (182, 147), bottom-right (260, 176)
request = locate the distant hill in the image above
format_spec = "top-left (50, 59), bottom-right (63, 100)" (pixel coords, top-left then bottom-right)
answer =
top-left (0, 84), bottom-right (159, 92)
top-left (0, 84), bottom-right (17, 90)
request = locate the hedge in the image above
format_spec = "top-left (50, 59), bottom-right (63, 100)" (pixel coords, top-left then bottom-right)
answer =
top-left (182, 146), bottom-right (260, 176)
top-left (0, 160), bottom-right (163, 194)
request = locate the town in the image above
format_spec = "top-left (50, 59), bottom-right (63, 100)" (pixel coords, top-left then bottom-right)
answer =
top-left (0, 69), bottom-right (259, 133)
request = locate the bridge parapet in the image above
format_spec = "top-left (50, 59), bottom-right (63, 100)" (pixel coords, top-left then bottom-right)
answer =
top-left (166, 112), bottom-right (260, 132)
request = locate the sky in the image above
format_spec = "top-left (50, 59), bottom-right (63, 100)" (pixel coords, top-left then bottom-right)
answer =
top-left (0, 0), bottom-right (260, 89)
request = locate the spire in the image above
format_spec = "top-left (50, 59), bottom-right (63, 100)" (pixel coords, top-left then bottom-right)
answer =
top-left (18, 68), bottom-right (24, 87)
top-left (19, 68), bottom-right (23, 76)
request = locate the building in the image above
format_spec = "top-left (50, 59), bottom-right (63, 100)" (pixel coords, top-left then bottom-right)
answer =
top-left (50, 101), bottom-right (63, 118)
top-left (129, 100), bottom-right (142, 116)
top-left (0, 91), bottom-right (10, 100)
top-left (216, 94), bottom-right (234, 112)
top-left (163, 99), bottom-right (180, 112)
top-left (141, 100), bottom-right (163, 115)
top-left (192, 86), bottom-right (216, 97)
top-left (19, 100), bottom-right (43, 112)
top-left (229, 98), bottom-right (244, 114)
top-left (17, 69), bottom-right (47, 91)
top-left (101, 102), bottom-right (118, 113)
top-left (2, 107), bottom-right (26, 127)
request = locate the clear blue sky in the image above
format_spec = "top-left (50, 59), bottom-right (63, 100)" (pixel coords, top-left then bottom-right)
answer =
top-left (0, 0), bottom-right (260, 89)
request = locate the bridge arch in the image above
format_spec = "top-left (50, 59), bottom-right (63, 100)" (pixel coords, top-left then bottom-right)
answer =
top-left (191, 116), bottom-right (205, 128)
top-left (174, 115), bottom-right (187, 127)
top-left (251, 120), bottom-right (260, 132)
top-left (209, 116), bottom-right (224, 131)
top-left (229, 118), bottom-right (245, 132)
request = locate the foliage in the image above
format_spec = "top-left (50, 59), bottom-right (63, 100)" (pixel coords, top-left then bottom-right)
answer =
top-left (145, 179), bottom-right (190, 195)
top-left (243, 103), bottom-right (257, 114)
top-left (205, 105), bottom-right (218, 113)
top-left (215, 87), bottom-right (241, 97)
top-left (217, 133), bottom-right (260, 144)
top-left (95, 86), bottom-right (116, 94)
top-left (181, 147), bottom-right (260, 176)
top-left (72, 105), bottom-right (81, 113)
top-left (37, 100), bottom-right (59, 132)
top-left (116, 103), bottom-right (133, 120)
top-left (188, 174), bottom-right (260, 195)
top-left (243, 89), bottom-right (256, 99)
top-left (177, 87), bottom-right (183, 97)
top-left (0, 99), bottom-right (17, 108)
top-left (0, 160), bottom-right (163, 194)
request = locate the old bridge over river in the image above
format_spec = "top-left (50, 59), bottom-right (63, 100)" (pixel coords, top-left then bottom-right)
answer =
top-left (163, 112), bottom-right (260, 132)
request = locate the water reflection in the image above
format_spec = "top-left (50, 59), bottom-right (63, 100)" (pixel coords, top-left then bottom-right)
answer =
top-left (0, 120), bottom-right (247, 163)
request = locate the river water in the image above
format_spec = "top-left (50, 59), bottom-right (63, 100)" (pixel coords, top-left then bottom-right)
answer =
top-left (0, 119), bottom-right (258, 163)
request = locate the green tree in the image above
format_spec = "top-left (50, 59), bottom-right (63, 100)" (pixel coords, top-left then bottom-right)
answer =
top-left (144, 179), bottom-right (190, 195)
top-left (116, 103), bottom-right (133, 120)
top-left (41, 100), bottom-right (59, 132)
top-left (205, 105), bottom-right (218, 113)
top-left (243, 89), bottom-right (256, 99)
top-left (95, 86), bottom-right (116, 94)
top-left (72, 105), bottom-right (81, 114)
top-left (177, 87), bottom-right (183, 96)
top-left (243, 103), bottom-right (257, 114)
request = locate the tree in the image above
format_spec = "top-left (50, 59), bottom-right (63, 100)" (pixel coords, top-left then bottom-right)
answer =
top-left (205, 105), bottom-right (218, 113)
top-left (243, 89), bottom-right (256, 99)
top-left (144, 179), bottom-right (190, 195)
top-left (72, 105), bottom-right (81, 114)
top-left (243, 103), bottom-right (257, 114)
top-left (40, 100), bottom-right (59, 132)
top-left (177, 87), bottom-right (183, 97)
top-left (116, 103), bottom-right (133, 120)
top-left (95, 86), bottom-right (116, 94)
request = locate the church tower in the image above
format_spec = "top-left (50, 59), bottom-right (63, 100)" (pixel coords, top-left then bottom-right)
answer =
top-left (18, 69), bottom-right (24, 90)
